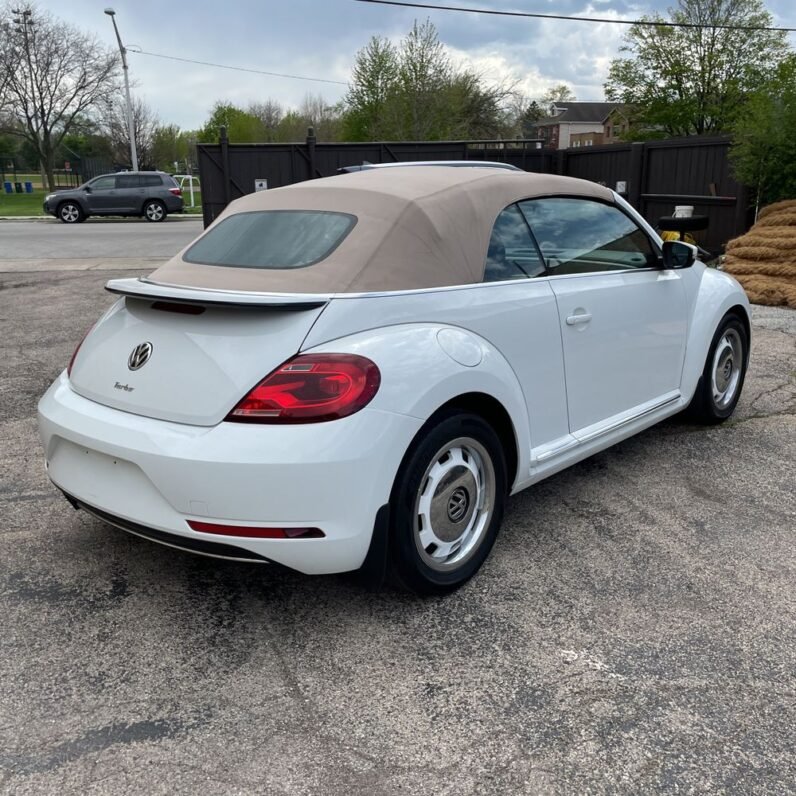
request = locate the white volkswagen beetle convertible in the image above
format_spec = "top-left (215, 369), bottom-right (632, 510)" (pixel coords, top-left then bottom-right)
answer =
top-left (38, 167), bottom-right (750, 593)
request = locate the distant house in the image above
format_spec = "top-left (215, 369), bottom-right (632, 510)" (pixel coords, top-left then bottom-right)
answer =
top-left (570, 131), bottom-right (604, 148)
top-left (603, 106), bottom-right (634, 145)
top-left (533, 102), bottom-right (626, 149)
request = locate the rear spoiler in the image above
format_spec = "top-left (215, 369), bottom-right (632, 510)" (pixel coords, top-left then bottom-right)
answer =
top-left (105, 277), bottom-right (330, 310)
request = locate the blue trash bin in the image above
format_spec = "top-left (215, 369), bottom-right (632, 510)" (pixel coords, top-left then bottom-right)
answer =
top-left (3, 182), bottom-right (11, 194)
top-left (24, 181), bottom-right (32, 193)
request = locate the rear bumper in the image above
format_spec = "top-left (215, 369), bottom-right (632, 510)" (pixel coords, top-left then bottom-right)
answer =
top-left (38, 372), bottom-right (422, 574)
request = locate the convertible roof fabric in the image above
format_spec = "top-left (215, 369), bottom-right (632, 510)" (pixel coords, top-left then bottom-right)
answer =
top-left (149, 166), bottom-right (614, 294)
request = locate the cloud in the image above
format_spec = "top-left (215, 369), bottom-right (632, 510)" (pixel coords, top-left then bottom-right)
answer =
top-left (29, 0), bottom-right (796, 129)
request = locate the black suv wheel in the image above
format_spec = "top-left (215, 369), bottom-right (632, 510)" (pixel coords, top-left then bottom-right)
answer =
top-left (58, 202), bottom-right (84, 224)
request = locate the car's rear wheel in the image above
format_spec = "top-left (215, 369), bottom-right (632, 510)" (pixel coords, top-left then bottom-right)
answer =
top-left (389, 411), bottom-right (506, 594)
top-left (689, 314), bottom-right (748, 424)
top-left (58, 202), bottom-right (83, 224)
top-left (143, 200), bottom-right (166, 222)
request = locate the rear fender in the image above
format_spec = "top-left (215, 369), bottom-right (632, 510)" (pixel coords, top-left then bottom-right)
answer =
top-left (304, 324), bottom-right (530, 491)
top-left (681, 267), bottom-right (751, 401)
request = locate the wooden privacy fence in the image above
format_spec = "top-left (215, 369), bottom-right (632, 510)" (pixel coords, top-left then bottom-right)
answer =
top-left (197, 129), bottom-right (751, 254)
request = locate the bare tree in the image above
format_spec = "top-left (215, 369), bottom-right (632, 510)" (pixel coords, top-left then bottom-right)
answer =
top-left (0, 2), bottom-right (118, 189)
top-left (103, 95), bottom-right (159, 168)
top-left (248, 99), bottom-right (283, 139)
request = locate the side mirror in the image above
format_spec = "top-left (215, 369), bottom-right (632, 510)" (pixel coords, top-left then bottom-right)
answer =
top-left (661, 240), bottom-right (697, 269)
top-left (84, 186), bottom-right (92, 194)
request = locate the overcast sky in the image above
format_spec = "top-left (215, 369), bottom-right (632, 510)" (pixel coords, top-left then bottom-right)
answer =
top-left (34, 0), bottom-right (796, 130)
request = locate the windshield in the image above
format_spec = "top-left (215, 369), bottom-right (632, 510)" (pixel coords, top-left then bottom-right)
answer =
top-left (183, 210), bottom-right (356, 269)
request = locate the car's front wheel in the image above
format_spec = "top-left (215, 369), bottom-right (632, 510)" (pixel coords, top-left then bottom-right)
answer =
top-left (58, 202), bottom-right (84, 224)
top-left (143, 200), bottom-right (166, 222)
top-left (689, 313), bottom-right (749, 424)
top-left (389, 411), bottom-right (507, 594)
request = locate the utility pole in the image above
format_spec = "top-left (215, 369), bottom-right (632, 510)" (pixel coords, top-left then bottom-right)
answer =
top-left (11, 7), bottom-right (48, 189)
top-left (104, 8), bottom-right (138, 171)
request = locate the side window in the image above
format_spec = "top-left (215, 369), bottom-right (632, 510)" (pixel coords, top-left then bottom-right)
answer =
top-left (116, 174), bottom-right (141, 189)
top-left (519, 197), bottom-right (658, 275)
top-left (141, 174), bottom-right (163, 187)
top-left (89, 176), bottom-right (116, 190)
top-left (483, 204), bottom-right (545, 283)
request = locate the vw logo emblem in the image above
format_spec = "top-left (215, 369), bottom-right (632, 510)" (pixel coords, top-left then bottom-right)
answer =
top-left (128, 341), bottom-right (153, 371)
top-left (447, 487), bottom-right (469, 523)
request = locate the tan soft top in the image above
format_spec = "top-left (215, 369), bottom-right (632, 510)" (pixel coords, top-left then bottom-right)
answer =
top-left (150, 166), bottom-right (614, 294)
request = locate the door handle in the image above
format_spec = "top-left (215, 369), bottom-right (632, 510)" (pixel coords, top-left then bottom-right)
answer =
top-left (566, 312), bottom-right (592, 325)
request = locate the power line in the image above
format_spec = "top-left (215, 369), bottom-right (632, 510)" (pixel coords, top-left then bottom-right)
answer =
top-left (127, 48), bottom-right (349, 86)
top-left (355, 0), bottom-right (796, 32)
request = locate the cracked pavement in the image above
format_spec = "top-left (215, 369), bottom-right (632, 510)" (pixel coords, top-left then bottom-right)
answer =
top-left (1, 269), bottom-right (795, 795)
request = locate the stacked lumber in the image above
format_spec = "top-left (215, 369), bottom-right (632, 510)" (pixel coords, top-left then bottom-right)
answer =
top-left (724, 200), bottom-right (796, 308)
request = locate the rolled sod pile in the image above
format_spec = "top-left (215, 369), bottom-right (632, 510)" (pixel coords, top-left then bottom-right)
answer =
top-left (724, 200), bottom-right (796, 308)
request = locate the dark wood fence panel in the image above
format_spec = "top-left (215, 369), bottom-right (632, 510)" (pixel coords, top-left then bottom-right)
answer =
top-left (198, 130), bottom-right (750, 252)
top-left (562, 144), bottom-right (632, 190)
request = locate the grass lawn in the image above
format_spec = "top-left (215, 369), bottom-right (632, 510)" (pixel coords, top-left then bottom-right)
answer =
top-left (0, 189), bottom-right (46, 216)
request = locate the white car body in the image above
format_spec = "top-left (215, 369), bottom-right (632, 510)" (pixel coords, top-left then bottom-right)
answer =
top-left (38, 168), bottom-right (750, 583)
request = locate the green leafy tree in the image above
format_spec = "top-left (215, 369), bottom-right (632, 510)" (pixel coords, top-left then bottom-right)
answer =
top-left (731, 55), bottom-right (796, 209)
top-left (151, 124), bottom-right (197, 172)
top-left (343, 36), bottom-right (400, 140)
top-left (197, 102), bottom-right (266, 143)
top-left (342, 20), bottom-right (509, 141)
top-left (605, 0), bottom-right (790, 137)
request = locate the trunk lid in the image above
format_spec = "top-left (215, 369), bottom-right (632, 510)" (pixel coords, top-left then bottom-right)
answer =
top-left (69, 279), bottom-right (329, 426)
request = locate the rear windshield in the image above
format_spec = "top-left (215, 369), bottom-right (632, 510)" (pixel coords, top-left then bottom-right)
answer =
top-left (183, 210), bottom-right (356, 269)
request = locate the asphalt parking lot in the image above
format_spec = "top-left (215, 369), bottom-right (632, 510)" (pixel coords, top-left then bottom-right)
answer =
top-left (1, 260), bottom-right (795, 793)
top-left (0, 218), bottom-right (201, 272)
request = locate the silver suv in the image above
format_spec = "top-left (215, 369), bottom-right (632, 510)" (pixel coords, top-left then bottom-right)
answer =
top-left (43, 171), bottom-right (184, 224)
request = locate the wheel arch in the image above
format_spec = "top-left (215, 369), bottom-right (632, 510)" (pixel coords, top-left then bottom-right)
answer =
top-left (424, 392), bottom-right (519, 492)
top-left (681, 269), bottom-right (751, 401)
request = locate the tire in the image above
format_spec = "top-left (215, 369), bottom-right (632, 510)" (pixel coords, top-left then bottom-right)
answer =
top-left (143, 200), bottom-right (166, 222)
top-left (388, 411), bottom-right (507, 595)
top-left (688, 313), bottom-right (749, 424)
top-left (58, 202), bottom-right (83, 224)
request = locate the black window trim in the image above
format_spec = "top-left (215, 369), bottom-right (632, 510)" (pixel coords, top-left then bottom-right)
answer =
top-left (182, 209), bottom-right (358, 270)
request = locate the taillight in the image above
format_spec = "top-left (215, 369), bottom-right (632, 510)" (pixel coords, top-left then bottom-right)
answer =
top-left (226, 353), bottom-right (380, 423)
top-left (67, 326), bottom-right (94, 378)
top-left (169, 187), bottom-right (182, 196)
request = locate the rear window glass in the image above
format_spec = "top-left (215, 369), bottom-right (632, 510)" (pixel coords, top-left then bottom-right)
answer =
top-left (183, 210), bottom-right (356, 269)
top-left (141, 174), bottom-right (164, 187)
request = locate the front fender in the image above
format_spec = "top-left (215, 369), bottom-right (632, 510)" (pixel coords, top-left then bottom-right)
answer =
top-left (305, 323), bottom-right (531, 489)
top-left (681, 266), bottom-right (750, 401)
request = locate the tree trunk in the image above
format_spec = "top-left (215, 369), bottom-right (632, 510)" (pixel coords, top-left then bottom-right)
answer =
top-left (42, 135), bottom-right (55, 192)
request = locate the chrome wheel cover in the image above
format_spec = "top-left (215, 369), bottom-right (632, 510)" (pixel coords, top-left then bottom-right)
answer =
top-left (711, 328), bottom-right (743, 410)
top-left (146, 202), bottom-right (164, 221)
top-left (61, 204), bottom-right (79, 222)
top-left (413, 437), bottom-right (496, 572)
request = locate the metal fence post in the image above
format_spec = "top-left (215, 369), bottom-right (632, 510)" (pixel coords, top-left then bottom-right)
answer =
top-left (306, 127), bottom-right (317, 180)
top-left (628, 142), bottom-right (645, 209)
top-left (220, 125), bottom-right (231, 206)
top-left (556, 149), bottom-right (567, 175)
